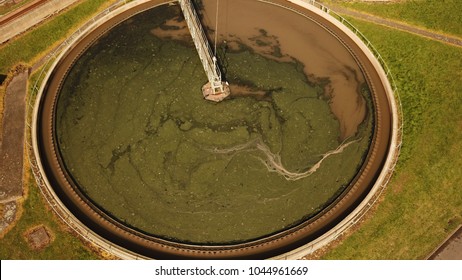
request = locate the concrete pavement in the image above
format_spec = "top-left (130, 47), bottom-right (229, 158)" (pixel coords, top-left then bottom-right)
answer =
top-left (0, 0), bottom-right (80, 44)
top-left (428, 225), bottom-right (462, 260)
top-left (0, 69), bottom-right (28, 203)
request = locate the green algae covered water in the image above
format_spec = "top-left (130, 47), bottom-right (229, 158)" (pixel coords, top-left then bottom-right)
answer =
top-left (56, 3), bottom-right (373, 244)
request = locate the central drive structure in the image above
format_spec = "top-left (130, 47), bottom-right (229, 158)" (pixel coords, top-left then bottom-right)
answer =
top-left (178, 0), bottom-right (230, 102)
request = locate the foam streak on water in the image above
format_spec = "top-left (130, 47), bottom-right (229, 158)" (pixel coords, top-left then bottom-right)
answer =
top-left (206, 137), bottom-right (361, 181)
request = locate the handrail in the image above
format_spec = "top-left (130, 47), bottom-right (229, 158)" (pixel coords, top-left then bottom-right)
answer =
top-left (178, 0), bottom-right (224, 93)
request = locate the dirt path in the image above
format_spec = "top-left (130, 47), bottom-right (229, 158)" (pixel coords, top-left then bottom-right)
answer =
top-left (325, 4), bottom-right (462, 48)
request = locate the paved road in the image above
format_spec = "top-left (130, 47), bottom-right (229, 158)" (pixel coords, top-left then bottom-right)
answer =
top-left (428, 226), bottom-right (462, 260)
top-left (0, 0), bottom-right (48, 26)
top-left (0, 0), bottom-right (80, 44)
top-left (326, 4), bottom-right (462, 48)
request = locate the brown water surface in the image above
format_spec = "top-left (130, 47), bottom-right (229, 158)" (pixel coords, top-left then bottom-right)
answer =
top-left (201, 0), bottom-right (367, 139)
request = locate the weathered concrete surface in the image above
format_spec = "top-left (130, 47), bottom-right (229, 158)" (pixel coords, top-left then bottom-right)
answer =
top-left (0, 201), bottom-right (17, 235)
top-left (0, 71), bottom-right (28, 203)
top-left (428, 226), bottom-right (462, 260)
top-left (0, 0), bottom-right (80, 44)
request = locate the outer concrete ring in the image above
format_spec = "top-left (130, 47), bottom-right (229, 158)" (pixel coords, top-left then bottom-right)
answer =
top-left (31, 0), bottom-right (400, 259)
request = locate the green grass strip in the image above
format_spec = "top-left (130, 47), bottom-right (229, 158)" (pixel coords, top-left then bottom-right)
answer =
top-left (328, 0), bottom-right (462, 38)
top-left (0, 0), bottom-right (111, 73)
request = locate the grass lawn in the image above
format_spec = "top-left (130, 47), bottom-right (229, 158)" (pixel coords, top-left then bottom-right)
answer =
top-left (327, 0), bottom-right (462, 38)
top-left (323, 17), bottom-right (462, 259)
top-left (0, 174), bottom-right (99, 259)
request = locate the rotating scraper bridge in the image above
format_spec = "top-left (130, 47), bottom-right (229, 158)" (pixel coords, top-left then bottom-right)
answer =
top-left (178, 0), bottom-right (230, 102)
top-left (29, 0), bottom-right (401, 259)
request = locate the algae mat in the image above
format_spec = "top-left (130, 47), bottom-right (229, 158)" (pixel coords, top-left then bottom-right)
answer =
top-left (55, 4), bottom-right (373, 244)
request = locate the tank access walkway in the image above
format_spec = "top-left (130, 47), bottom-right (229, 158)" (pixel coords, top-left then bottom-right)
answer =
top-left (178, 0), bottom-right (230, 102)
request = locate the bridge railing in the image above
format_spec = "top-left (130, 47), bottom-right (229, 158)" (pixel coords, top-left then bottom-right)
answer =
top-left (178, 0), bottom-right (223, 92)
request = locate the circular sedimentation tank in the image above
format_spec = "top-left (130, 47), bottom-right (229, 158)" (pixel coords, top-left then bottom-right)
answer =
top-left (32, 0), bottom-right (398, 259)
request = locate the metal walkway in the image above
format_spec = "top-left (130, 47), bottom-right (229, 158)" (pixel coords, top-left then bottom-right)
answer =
top-left (178, 0), bottom-right (230, 101)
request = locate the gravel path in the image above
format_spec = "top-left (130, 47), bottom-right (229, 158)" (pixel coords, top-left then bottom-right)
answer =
top-left (326, 4), bottom-right (462, 48)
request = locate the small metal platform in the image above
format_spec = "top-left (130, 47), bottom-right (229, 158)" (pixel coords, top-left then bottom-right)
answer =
top-left (202, 81), bottom-right (231, 102)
